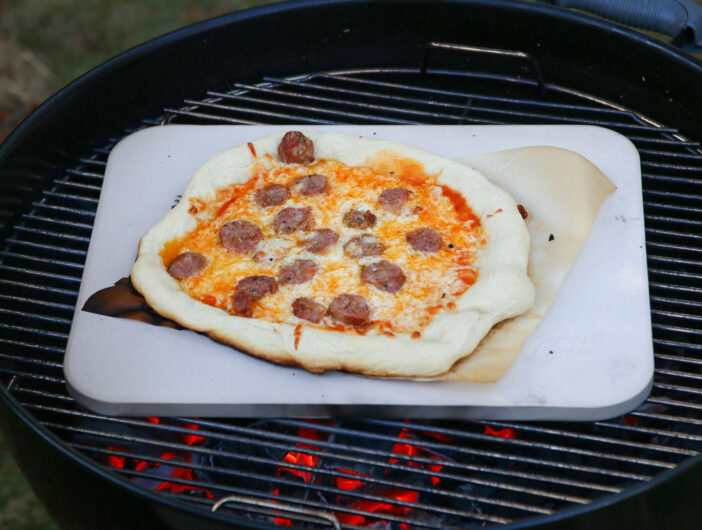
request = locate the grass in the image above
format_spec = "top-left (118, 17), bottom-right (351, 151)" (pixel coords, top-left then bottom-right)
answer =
top-left (0, 435), bottom-right (57, 530)
top-left (0, 1), bottom-right (274, 526)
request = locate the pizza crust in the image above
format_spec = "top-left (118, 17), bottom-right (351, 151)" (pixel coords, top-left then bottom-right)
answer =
top-left (441, 146), bottom-right (617, 382)
top-left (131, 131), bottom-right (535, 378)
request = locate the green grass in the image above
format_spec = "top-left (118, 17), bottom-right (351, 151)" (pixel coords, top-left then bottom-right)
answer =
top-left (0, 0), bottom-right (278, 93)
top-left (0, 435), bottom-right (57, 530)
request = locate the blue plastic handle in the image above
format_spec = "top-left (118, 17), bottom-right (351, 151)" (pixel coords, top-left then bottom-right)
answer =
top-left (554, 0), bottom-right (689, 36)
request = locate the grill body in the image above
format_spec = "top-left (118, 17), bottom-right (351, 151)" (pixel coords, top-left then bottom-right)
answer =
top-left (1, 1), bottom-right (702, 529)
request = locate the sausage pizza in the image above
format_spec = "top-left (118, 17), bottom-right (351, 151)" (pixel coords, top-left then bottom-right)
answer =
top-left (131, 131), bottom-right (535, 377)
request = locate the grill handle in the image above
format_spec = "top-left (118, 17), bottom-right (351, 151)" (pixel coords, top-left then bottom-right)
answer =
top-left (552, 0), bottom-right (702, 51)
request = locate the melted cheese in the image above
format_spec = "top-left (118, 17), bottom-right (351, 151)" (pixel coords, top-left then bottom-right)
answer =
top-left (160, 157), bottom-right (483, 334)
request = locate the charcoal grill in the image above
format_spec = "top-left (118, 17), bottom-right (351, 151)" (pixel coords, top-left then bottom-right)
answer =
top-left (1, 1), bottom-right (702, 528)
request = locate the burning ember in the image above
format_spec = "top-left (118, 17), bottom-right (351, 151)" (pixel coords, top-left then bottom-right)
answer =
top-left (104, 418), bottom-right (212, 499)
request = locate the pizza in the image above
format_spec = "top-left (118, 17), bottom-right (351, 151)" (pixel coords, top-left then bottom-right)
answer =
top-left (130, 131), bottom-right (535, 378)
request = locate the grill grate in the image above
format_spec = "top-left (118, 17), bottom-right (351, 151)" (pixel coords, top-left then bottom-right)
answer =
top-left (1, 43), bottom-right (701, 528)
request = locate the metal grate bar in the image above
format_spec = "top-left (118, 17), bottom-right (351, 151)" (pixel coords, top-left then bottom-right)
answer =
top-left (651, 309), bottom-right (702, 324)
top-left (655, 337), bottom-right (702, 351)
top-left (656, 369), bottom-right (702, 382)
top-left (648, 396), bottom-right (702, 411)
top-left (0, 293), bottom-right (77, 312)
top-left (642, 161), bottom-right (702, 172)
top-left (647, 241), bottom-right (702, 255)
top-left (475, 421), bottom-right (697, 457)
top-left (0, 337), bottom-right (67, 354)
top-left (650, 268), bottom-right (702, 282)
top-left (629, 135), bottom-right (700, 147)
top-left (55, 180), bottom-right (102, 192)
top-left (654, 383), bottom-right (702, 397)
top-left (42, 190), bottom-right (99, 203)
top-left (0, 251), bottom-right (86, 270)
top-left (30, 202), bottom-right (96, 217)
top-left (0, 264), bottom-right (82, 283)
top-left (351, 419), bottom-right (675, 470)
top-left (0, 278), bottom-right (78, 296)
top-left (311, 73), bottom-right (649, 118)
top-left (78, 158), bottom-right (107, 167)
top-left (65, 168), bottom-right (105, 179)
top-left (0, 369), bottom-right (64, 384)
top-left (14, 226), bottom-right (91, 243)
top-left (643, 174), bottom-right (702, 187)
top-left (0, 322), bottom-right (69, 339)
top-left (631, 411), bottom-right (702, 428)
top-left (644, 188), bottom-right (702, 201)
top-left (195, 93), bottom-right (421, 124)
top-left (639, 149), bottom-right (702, 160)
top-left (594, 422), bottom-right (702, 442)
top-left (163, 108), bottom-right (261, 125)
top-left (0, 307), bottom-right (72, 326)
top-left (23, 214), bottom-right (94, 231)
top-left (648, 257), bottom-right (702, 269)
top-left (0, 353), bottom-right (63, 369)
top-left (258, 77), bottom-right (661, 131)
top-left (3, 238), bottom-right (87, 257)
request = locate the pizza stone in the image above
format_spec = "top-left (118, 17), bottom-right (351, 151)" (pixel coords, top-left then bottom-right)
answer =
top-left (130, 131), bottom-right (536, 378)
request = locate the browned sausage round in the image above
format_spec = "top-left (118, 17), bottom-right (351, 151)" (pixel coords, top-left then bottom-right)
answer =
top-left (167, 251), bottom-right (207, 279)
top-left (343, 234), bottom-right (385, 258)
top-left (329, 294), bottom-right (371, 326)
top-left (233, 275), bottom-right (278, 316)
top-left (278, 131), bottom-right (314, 164)
top-left (292, 297), bottom-right (326, 323)
top-left (255, 184), bottom-right (289, 207)
top-left (273, 206), bottom-right (314, 234)
top-left (303, 229), bottom-right (339, 253)
top-left (220, 220), bottom-right (263, 253)
top-left (406, 227), bottom-right (442, 252)
top-left (343, 209), bottom-right (377, 229)
top-left (361, 260), bottom-right (406, 293)
top-left (379, 187), bottom-right (412, 214)
top-left (293, 174), bottom-right (328, 196)
top-left (279, 259), bottom-right (317, 284)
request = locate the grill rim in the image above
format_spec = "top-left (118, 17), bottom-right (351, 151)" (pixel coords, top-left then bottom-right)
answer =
top-left (2, 0), bottom-right (702, 528)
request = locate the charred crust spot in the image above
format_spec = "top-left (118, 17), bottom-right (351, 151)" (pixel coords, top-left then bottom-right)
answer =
top-left (517, 204), bottom-right (528, 219)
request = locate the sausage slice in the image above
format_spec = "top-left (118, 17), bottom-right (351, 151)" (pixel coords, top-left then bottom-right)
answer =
top-left (220, 220), bottom-right (263, 253)
top-left (255, 184), bottom-right (289, 207)
top-left (343, 234), bottom-right (385, 259)
top-left (279, 259), bottom-right (317, 284)
top-left (293, 174), bottom-right (328, 196)
top-left (361, 260), bottom-right (406, 293)
top-left (379, 187), bottom-right (413, 214)
top-left (233, 275), bottom-right (278, 316)
top-left (292, 297), bottom-right (326, 324)
top-left (329, 294), bottom-right (371, 326)
top-left (302, 229), bottom-right (339, 253)
top-left (167, 252), bottom-right (207, 279)
top-left (273, 206), bottom-right (314, 234)
top-left (343, 209), bottom-right (377, 229)
top-left (278, 131), bottom-right (314, 164)
top-left (406, 227), bottom-right (442, 252)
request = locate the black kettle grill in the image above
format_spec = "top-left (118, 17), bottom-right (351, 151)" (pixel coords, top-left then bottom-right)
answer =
top-left (1, 1), bottom-right (701, 528)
